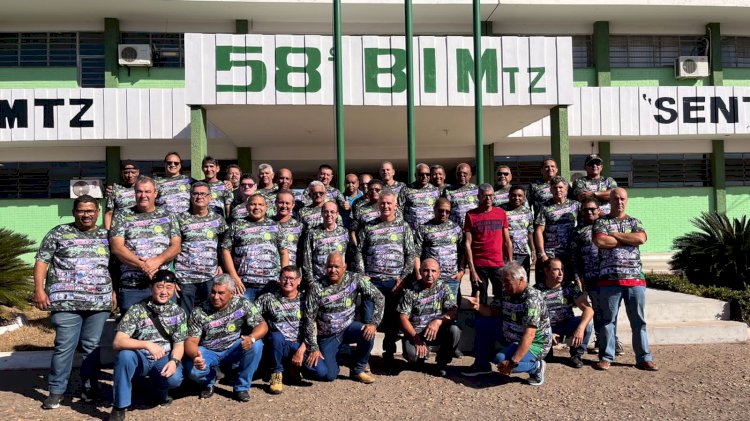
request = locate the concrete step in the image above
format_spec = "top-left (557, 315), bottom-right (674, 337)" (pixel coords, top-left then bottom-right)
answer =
top-left (614, 320), bottom-right (749, 346)
top-left (587, 289), bottom-right (730, 323)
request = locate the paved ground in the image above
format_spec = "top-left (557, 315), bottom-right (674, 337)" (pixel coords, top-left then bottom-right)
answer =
top-left (1, 343), bottom-right (749, 420)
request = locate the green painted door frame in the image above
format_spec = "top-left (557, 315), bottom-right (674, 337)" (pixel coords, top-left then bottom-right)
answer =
top-left (104, 18), bottom-right (120, 88)
top-left (190, 106), bottom-right (208, 180)
top-left (550, 106), bottom-right (570, 181)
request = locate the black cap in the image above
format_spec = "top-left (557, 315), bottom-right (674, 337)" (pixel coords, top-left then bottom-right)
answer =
top-left (121, 160), bottom-right (138, 170)
top-left (585, 154), bottom-right (603, 166)
top-left (150, 270), bottom-right (178, 285)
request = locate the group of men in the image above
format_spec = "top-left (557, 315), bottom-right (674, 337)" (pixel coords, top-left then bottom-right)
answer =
top-left (32, 152), bottom-right (657, 419)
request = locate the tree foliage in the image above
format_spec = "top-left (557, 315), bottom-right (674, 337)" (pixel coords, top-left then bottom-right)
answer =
top-left (670, 212), bottom-right (750, 290)
top-left (0, 228), bottom-right (35, 308)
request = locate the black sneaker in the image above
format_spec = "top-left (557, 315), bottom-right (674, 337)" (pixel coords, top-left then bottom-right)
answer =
top-left (460, 364), bottom-right (493, 377)
top-left (454, 349), bottom-right (464, 359)
top-left (234, 390), bottom-right (250, 402)
top-left (155, 396), bottom-right (173, 407)
top-left (199, 386), bottom-right (214, 400)
top-left (42, 393), bottom-right (64, 410)
top-left (615, 340), bottom-right (625, 356)
top-left (109, 407), bottom-right (127, 421)
top-left (81, 386), bottom-right (100, 403)
top-left (435, 364), bottom-right (448, 377)
top-left (570, 355), bottom-right (584, 369)
top-left (528, 360), bottom-right (546, 386)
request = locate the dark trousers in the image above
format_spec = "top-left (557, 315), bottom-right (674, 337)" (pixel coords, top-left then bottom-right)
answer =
top-left (473, 266), bottom-right (503, 305)
top-left (363, 278), bottom-right (400, 356)
top-left (402, 323), bottom-right (462, 366)
top-left (179, 281), bottom-right (212, 315)
top-left (311, 322), bottom-right (374, 381)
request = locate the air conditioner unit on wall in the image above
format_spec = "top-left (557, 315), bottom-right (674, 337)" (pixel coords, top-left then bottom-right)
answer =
top-left (675, 56), bottom-right (710, 79)
top-left (118, 44), bottom-right (153, 67)
top-left (70, 179), bottom-right (103, 199)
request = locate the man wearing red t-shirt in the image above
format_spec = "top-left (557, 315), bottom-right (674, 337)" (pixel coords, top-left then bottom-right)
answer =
top-left (464, 184), bottom-right (512, 304)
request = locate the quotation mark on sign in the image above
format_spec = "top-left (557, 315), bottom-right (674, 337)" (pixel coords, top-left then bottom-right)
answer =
top-left (642, 94), bottom-right (652, 105)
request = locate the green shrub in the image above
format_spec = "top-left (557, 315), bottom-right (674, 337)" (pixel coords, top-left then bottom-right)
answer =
top-left (647, 273), bottom-right (750, 326)
top-left (0, 228), bottom-right (35, 308)
top-left (669, 212), bottom-right (750, 291)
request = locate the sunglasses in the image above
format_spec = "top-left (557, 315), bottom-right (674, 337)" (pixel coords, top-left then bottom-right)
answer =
top-left (165, 161), bottom-right (181, 166)
top-left (240, 183), bottom-right (256, 188)
top-left (583, 208), bottom-right (598, 213)
top-left (496, 172), bottom-right (510, 176)
top-left (417, 173), bottom-right (430, 177)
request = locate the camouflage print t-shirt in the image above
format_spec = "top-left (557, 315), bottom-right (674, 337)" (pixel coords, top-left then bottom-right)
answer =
top-left (593, 215), bottom-right (646, 287)
top-left (110, 207), bottom-right (180, 288)
top-left (350, 201), bottom-right (381, 233)
top-left (491, 287), bottom-right (552, 358)
top-left (397, 280), bottom-right (457, 333)
top-left (443, 183), bottom-right (478, 228)
top-left (572, 176), bottom-right (617, 216)
top-left (298, 205), bottom-right (343, 229)
top-left (493, 187), bottom-right (511, 208)
top-left (256, 291), bottom-right (305, 343)
top-left (529, 180), bottom-right (553, 215)
top-left (383, 181), bottom-right (407, 197)
top-left (572, 224), bottom-right (599, 286)
top-left (304, 272), bottom-right (384, 351)
top-left (502, 204), bottom-right (534, 256)
top-left (222, 218), bottom-right (283, 287)
top-left (258, 184), bottom-right (279, 218)
top-left (175, 211), bottom-right (228, 284)
top-left (35, 224), bottom-right (112, 312)
top-left (302, 224), bottom-right (349, 284)
top-left (116, 300), bottom-right (188, 355)
top-left (229, 198), bottom-right (249, 223)
top-left (277, 217), bottom-right (303, 266)
top-left (156, 175), bottom-right (194, 214)
top-left (534, 199), bottom-right (580, 258)
top-left (206, 180), bottom-right (233, 218)
top-left (188, 296), bottom-right (264, 352)
top-left (106, 183), bottom-right (135, 213)
top-left (534, 281), bottom-right (584, 326)
top-left (398, 183), bottom-right (441, 230)
top-left (357, 218), bottom-right (417, 280)
top-left (414, 219), bottom-right (463, 278)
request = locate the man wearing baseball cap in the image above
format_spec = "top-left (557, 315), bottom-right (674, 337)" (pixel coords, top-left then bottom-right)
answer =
top-left (573, 154), bottom-right (618, 216)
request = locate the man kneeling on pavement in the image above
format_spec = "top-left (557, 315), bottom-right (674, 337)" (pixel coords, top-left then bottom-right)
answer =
top-left (184, 274), bottom-right (268, 402)
top-left (536, 258), bottom-right (594, 368)
top-left (110, 270), bottom-right (186, 421)
top-left (463, 261), bottom-right (552, 386)
top-left (398, 258), bottom-right (461, 376)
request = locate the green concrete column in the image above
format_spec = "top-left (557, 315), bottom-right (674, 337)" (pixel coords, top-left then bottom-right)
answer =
top-left (483, 144), bottom-right (495, 185)
top-left (550, 106), bottom-right (570, 181)
top-left (190, 106), bottom-right (208, 180)
top-left (593, 21), bottom-right (611, 87)
top-left (711, 139), bottom-right (727, 213)
top-left (236, 20), bottom-right (249, 34)
top-left (706, 23), bottom-right (723, 87)
top-left (104, 18), bottom-right (119, 88)
top-left (598, 141), bottom-right (611, 177)
top-left (237, 147), bottom-right (253, 173)
top-left (105, 146), bottom-right (121, 187)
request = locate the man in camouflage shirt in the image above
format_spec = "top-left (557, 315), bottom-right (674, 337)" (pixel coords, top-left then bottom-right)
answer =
top-left (535, 259), bottom-right (593, 369)
top-left (200, 156), bottom-right (233, 219)
top-left (185, 275), bottom-right (268, 402)
top-left (573, 154), bottom-right (618, 216)
top-left (503, 185), bottom-right (535, 280)
top-left (34, 195), bottom-right (114, 410)
top-left (229, 174), bottom-right (257, 222)
top-left (110, 271), bottom-right (187, 421)
top-left (257, 163), bottom-right (279, 217)
top-left (398, 259), bottom-right (461, 376)
top-left (379, 161), bottom-right (407, 197)
top-left (299, 181), bottom-right (342, 229)
top-left (443, 163), bottom-right (478, 228)
top-left (104, 160), bottom-right (140, 229)
top-left (592, 188), bottom-right (657, 372)
top-left (356, 191), bottom-right (417, 366)
top-left (155, 152), bottom-right (194, 215)
top-left (222, 193), bottom-right (289, 301)
top-left (398, 163), bottom-right (441, 231)
top-left (463, 261), bottom-right (552, 386)
top-left (414, 197), bottom-right (464, 299)
top-left (493, 165), bottom-right (513, 207)
top-left (256, 265), bottom-right (309, 394)
top-left (274, 189), bottom-right (304, 266)
top-left (174, 182), bottom-right (228, 314)
top-left (302, 201), bottom-right (349, 286)
top-left (534, 176), bottom-right (579, 284)
top-left (429, 164), bottom-right (447, 194)
top-left (529, 158), bottom-right (558, 215)
top-left (305, 253), bottom-right (384, 384)
top-left (110, 176), bottom-right (181, 313)
top-left (572, 197), bottom-right (601, 290)
top-left (349, 179), bottom-right (383, 246)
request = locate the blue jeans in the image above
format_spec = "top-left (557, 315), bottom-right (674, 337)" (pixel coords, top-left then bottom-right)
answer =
top-left (551, 316), bottom-right (593, 357)
top-left (310, 321), bottom-right (374, 381)
top-left (596, 285), bottom-right (652, 363)
top-left (363, 278), bottom-right (398, 356)
top-left (113, 350), bottom-right (183, 408)
top-left (48, 311), bottom-right (109, 395)
top-left (179, 281), bottom-right (212, 315)
top-left (266, 330), bottom-right (317, 374)
top-left (492, 343), bottom-right (540, 374)
top-left (444, 277), bottom-right (461, 307)
top-left (242, 284), bottom-right (264, 302)
top-left (119, 287), bottom-right (152, 314)
top-left (185, 339), bottom-right (264, 392)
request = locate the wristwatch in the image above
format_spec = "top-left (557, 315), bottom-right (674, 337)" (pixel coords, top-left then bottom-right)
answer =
top-left (170, 357), bottom-right (181, 366)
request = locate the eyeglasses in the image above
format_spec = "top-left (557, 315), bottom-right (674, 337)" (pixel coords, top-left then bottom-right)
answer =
top-left (586, 162), bottom-right (603, 166)
top-left (496, 172), bottom-right (510, 176)
top-left (165, 161), bottom-right (181, 166)
top-left (435, 209), bottom-right (451, 214)
top-left (75, 210), bottom-right (97, 216)
top-left (370, 188), bottom-right (382, 193)
top-left (280, 276), bottom-right (298, 283)
top-left (417, 173), bottom-right (430, 177)
top-left (240, 183), bottom-right (256, 188)
top-left (191, 192), bottom-right (210, 198)
top-left (583, 208), bottom-right (598, 213)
